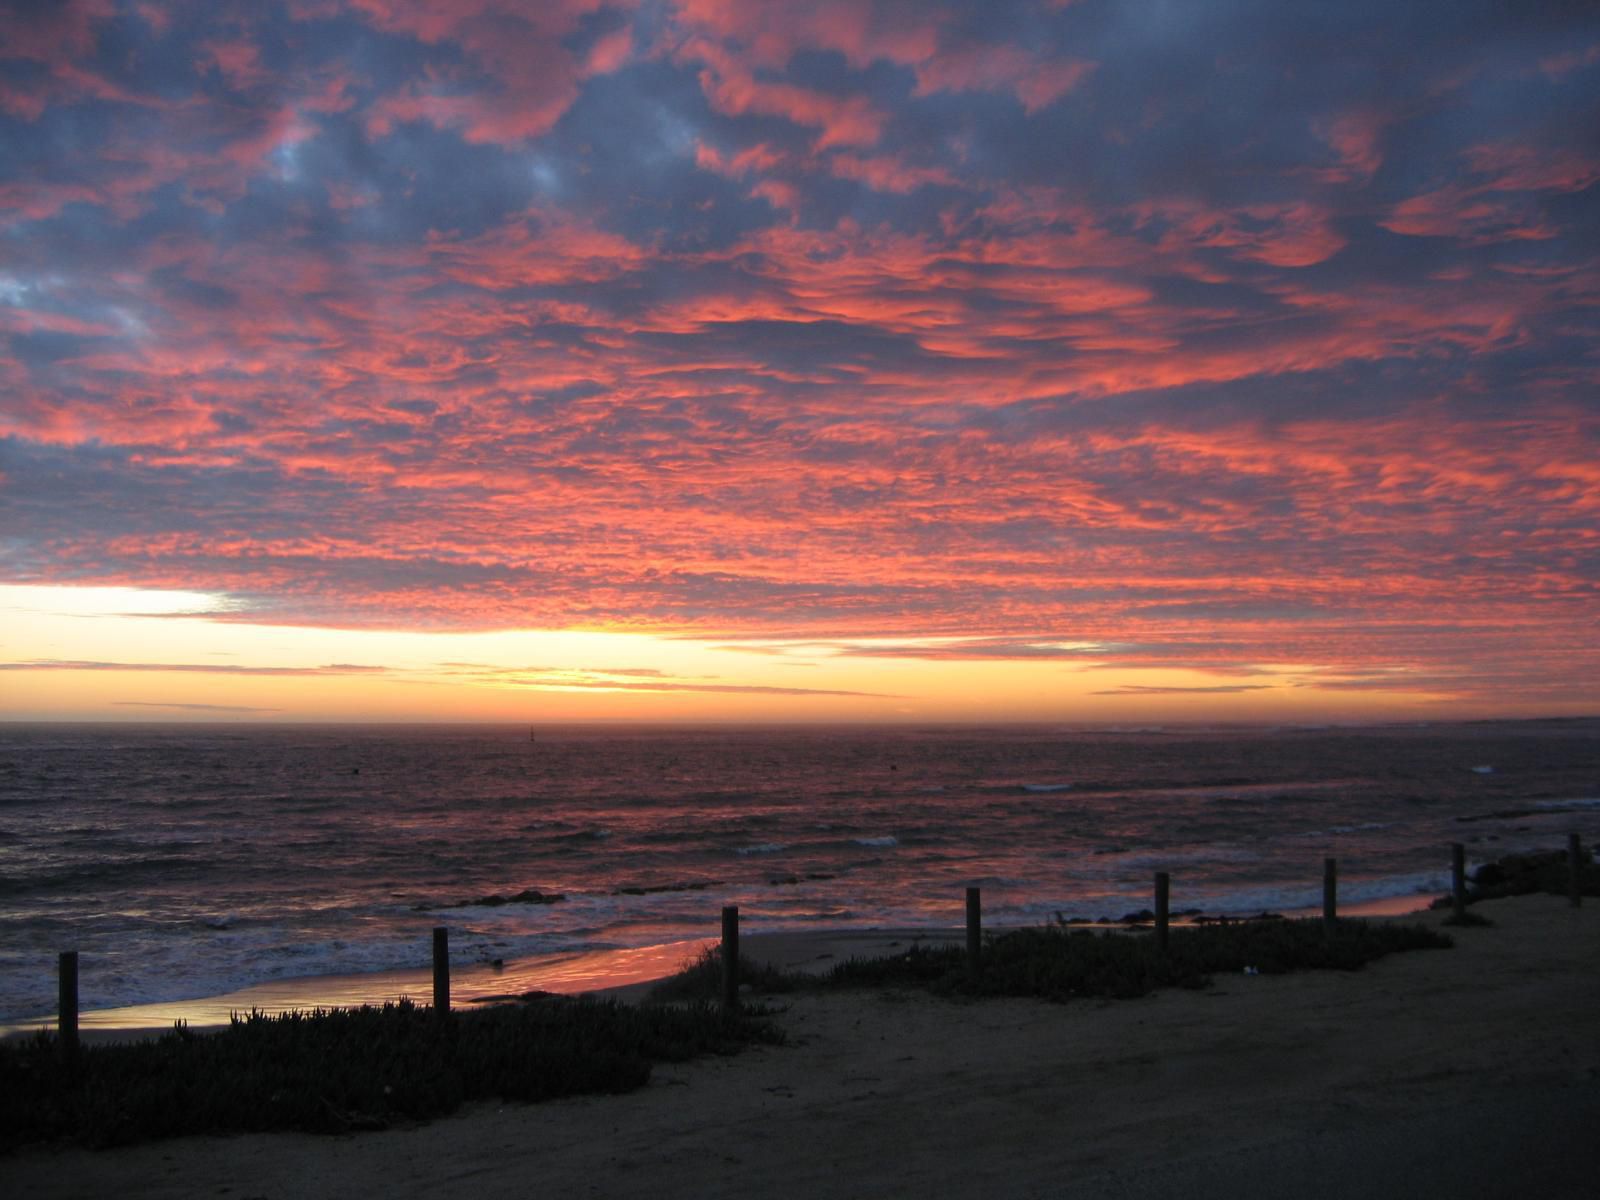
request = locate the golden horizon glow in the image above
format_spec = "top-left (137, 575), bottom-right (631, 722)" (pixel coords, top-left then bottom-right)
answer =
top-left (0, 585), bottom-right (1549, 724)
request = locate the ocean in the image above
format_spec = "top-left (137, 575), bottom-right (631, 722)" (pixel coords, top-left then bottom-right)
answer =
top-left (2, 719), bottom-right (1597, 1025)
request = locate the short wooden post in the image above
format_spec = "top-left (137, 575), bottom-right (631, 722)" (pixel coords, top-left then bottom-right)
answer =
top-left (1154, 872), bottom-right (1170, 952)
top-left (965, 886), bottom-right (982, 977)
top-left (721, 905), bottom-right (740, 1009)
top-left (1323, 857), bottom-right (1338, 936)
top-left (432, 926), bottom-right (450, 1017)
top-left (1450, 843), bottom-right (1467, 917)
top-left (58, 951), bottom-right (79, 1057)
top-left (1569, 833), bottom-right (1583, 908)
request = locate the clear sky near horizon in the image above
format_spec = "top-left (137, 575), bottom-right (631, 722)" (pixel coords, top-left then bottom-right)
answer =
top-left (1, 1), bottom-right (1597, 724)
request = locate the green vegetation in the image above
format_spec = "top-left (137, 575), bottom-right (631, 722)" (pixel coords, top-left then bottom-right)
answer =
top-left (0, 996), bottom-right (780, 1152)
top-left (652, 918), bottom-right (1453, 1005)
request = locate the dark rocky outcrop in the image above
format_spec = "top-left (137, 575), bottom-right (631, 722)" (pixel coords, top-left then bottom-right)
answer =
top-left (612, 880), bottom-right (718, 896)
top-left (470, 888), bottom-right (565, 906)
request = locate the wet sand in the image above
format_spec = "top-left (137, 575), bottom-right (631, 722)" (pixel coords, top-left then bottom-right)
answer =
top-left (6, 894), bottom-right (1598, 1198)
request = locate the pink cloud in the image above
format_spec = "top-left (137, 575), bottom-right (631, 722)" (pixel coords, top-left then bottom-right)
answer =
top-left (678, 35), bottom-right (885, 149)
top-left (914, 43), bottom-right (1095, 113)
top-left (199, 39), bottom-right (273, 91)
top-left (1538, 42), bottom-right (1600, 79)
top-left (353, 0), bottom-right (625, 142)
top-left (1138, 200), bottom-right (1347, 268)
top-left (1312, 111), bottom-right (1386, 183)
top-left (669, 0), bottom-right (940, 71)
top-left (828, 152), bottom-right (959, 194)
top-left (1383, 142), bottom-right (1599, 243)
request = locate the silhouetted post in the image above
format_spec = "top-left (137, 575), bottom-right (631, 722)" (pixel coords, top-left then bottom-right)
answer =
top-left (1451, 843), bottom-right (1467, 918)
top-left (1569, 833), bottom-right (1583, 908)
top-left (1323, 858), bottom-right (1338, 937)
top-left (721, 905), bottom-right (740, 1009)
top-left (966, 886), bottom-right (982, 977)
top-left (1154, 872), bottom-right (1170, 952)
top-left (58, 951), bottom-right (79, 1057)
top-left (432, 926), bottom-right (450, 1017)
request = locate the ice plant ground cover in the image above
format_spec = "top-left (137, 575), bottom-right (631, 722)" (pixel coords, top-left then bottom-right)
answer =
top-left (649, 917), bottom-right (1453, 1004)
top-left (0, 997), bottom-right (783, 1151)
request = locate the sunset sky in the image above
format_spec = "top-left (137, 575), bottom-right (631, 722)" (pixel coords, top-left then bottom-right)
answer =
top-left (1, 0), bottom-right (1597, 723)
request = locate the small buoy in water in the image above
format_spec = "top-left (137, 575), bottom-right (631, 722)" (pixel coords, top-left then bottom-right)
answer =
top-left (490, 958), bottom-right (505, 970)
top-left (352, 767), bottom-right (360, 775)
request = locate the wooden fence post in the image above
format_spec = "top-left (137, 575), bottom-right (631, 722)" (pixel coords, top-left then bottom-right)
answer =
top-left (1451, 843), bottom-right (1467, 918)
top-left (721, 905), bottom-right (740, 1009)
top-left (1323, 857), bottom-right (1338, 936)
top-left (1569, 833), bottom-right (1583, 908)
top-left (432, 926), bottom-right (450, 1017)
top-left (58, 951), bottom-right (79, 1057)
top-left (1154, 872), bottom-right (1170, 952)
top-left (966, 886), bottom-right (982, 978)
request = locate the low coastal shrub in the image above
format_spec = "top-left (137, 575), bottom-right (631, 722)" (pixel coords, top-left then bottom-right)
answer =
top-left (1430, 848), bottom-right (1600, 909)
top-left (654, 919), bottom-right (1452, 1004)
top-left (831, 919), bottom-right (1451, 1001)
top-left (647, 947), bottom-right (801, 1002)
top-left (0, 996), bottom-right (781, 1152)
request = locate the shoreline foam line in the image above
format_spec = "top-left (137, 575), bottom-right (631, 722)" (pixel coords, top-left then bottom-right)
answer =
top-left (0, 938), bottom-right (714, 1041)
top-left (0, 891), bottom-right (1434, 1042)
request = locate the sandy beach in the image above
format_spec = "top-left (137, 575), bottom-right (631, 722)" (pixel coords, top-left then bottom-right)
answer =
top-left (5, 894), bottom-right (1597, 1198)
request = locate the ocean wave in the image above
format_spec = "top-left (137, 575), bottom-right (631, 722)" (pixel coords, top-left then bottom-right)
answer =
top-left (1113, 845), bottom-right (1265, 869)
top-left (0, 855), bottom-right (209, 896)
top-left (547, 828), bottom-right (612, 844)
top-left (7, 720), bottom-right (1596, 1023)
top-left (1296, 821), bottom-right (1395, 837)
